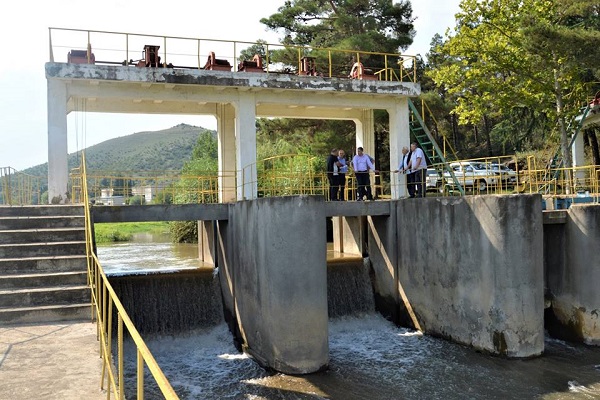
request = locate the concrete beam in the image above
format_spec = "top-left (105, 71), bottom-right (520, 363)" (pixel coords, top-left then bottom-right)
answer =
top-left (46, 63), bottom-right (421, 97)
top-left (65, 81), bottom-right (405, 111)
top-left (323, 201), bottom-right (390, 217)
top-left (91, 204), bottom-right (229, 223)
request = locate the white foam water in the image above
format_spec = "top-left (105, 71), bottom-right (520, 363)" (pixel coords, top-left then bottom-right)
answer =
top-left (122, 313), bottom-right (600, 399)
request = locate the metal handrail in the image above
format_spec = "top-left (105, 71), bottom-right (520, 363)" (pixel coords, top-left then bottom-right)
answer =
top-left (48, 27), bottom-right (418, 82)
top-left (80, 152), bottom-right (179, 399)
top-left (0, 167), bottom-right (42, 205)
top-left (420, 99), bottom-right (459, 161)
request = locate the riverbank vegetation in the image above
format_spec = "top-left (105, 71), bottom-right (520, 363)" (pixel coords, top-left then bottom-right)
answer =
top-left (94, 222), bottom-right (169, 244)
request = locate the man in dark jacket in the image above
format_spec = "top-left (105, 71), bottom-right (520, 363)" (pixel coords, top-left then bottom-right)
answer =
top-left (326, 148), bottom-right (340, 201)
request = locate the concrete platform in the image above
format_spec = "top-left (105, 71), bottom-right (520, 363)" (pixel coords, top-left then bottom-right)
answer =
top-left (0, 321), bottom-right (106, 399)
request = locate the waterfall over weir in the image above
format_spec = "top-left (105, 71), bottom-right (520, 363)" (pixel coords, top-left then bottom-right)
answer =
top-left (109, 269), bottom-right (224, 335)
top-left (327, 259), bottom-right (375, 318)
top-left (108, 259), bottom-right (376, 336)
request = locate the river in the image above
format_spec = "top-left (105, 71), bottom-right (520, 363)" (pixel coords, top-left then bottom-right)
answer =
top-left (97, 235), bottom-right (600, 400)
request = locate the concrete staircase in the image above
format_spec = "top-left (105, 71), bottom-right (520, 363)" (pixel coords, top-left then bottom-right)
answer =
top-left (0, 205), bottom-right (90, 325)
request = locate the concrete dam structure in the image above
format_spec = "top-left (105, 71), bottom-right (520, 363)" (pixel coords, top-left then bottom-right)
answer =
top-left (95, 195), bottom-right (600, 375)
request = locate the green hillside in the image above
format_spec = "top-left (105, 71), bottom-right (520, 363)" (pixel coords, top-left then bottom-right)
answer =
top-left (24, 124), bottom-right (214, 176)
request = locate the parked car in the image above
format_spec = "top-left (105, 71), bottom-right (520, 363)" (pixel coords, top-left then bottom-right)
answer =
top-left (488, 163), bottom-right (517, 185)
top-left (426, 168), bottom-right (443, 192)
top-left (443, 162), bottom-right (500, 192)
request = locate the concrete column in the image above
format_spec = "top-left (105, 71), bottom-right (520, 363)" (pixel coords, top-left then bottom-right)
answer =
top-left (216, 103), bottom-right (237, 203)
top-left (355, 109), bottom-right (377, 197)
top-left (332, 216), bottom-right (363, 255)
top-left (198, 220), bottom-right (215, 265)
top-left (389, 99), bottom-right (410, 199)
top-left (47, 79), bottom-right (69, 204)
top-left (234, 93), bottom-right (257, 200)
top-left (229, 196), bottom-right (328, 373)
top-left (355, 109), bottom-right (375, 156)
top-left (571, 131), bottom-right (586, 185)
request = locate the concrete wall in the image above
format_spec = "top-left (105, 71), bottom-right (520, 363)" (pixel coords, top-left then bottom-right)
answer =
top-left (546, 204), bottom-right (600, 345)
top-left (221, 196), bottom-right (328, 374)
top-left (368, 195), bottom-right (545, 357)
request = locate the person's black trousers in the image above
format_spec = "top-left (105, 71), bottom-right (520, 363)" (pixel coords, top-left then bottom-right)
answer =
top-left (355, 172), bottom-right (373, 200)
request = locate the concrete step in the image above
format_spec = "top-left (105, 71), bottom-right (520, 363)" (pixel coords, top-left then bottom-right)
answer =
top-left (0, 228), bottom-right (85, 244)
top-left (0, 303), bottom-right (91, 325)
top-left (0, 205), bottom-right (84, 217)
top-left (0, 271), bottom-right (88, 290)
top-left (0, 285), bottom-right (90, 307)
top-left (0, 255), bottom-right (87, 275)
top-left (0, 241), bottom-right (86, 258)
top-left (0, 215), bottom-right (85, 230)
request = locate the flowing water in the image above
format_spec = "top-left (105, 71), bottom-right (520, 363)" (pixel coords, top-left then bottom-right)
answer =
top-left (97, 237), bottom-right (600, 400)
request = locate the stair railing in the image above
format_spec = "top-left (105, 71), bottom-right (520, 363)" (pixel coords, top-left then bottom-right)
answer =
top-left (407, 99), bottom-right (465, 195)
top-left (80, 152), bottom-right (179, 399)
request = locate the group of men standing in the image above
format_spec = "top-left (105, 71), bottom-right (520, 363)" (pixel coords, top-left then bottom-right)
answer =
top-left (327, 146), bottom-right (377, 201)
top-left (396, 142), bottom-right (427, 198)
top-left (327, 142), bottom-right (426, 201)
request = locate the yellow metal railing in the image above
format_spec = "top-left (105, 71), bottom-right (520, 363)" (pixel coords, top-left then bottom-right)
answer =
top-left (79, 153), bottom-right (179, 399)
top-left (0, 167), bottom-right (42, 205)
top-left (521, 159), bottom-right (600, 197)
top-left (70, 153), bottom-right (600, 204)
top-left (48, 27), bottom-right (417, 83)
top-left (71, 169), bottom-right (230, 205)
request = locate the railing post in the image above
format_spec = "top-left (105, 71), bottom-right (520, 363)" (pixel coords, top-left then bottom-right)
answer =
top-left (87, 31), bottom-right (92, 63)
top-left (118, 314), bottom-right (124, 400)
top-left (137, 350), bottom-right (144, 400)
top-left (163, 36), bottom-right (167, 67)
top-left (48, 28), bottom-right (54, 62)
top-left (197, 39), bottom-right (201, 69)
top-left (265, 43), bottom-right (270, 73)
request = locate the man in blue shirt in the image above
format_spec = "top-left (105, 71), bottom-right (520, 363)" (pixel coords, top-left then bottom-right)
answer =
top-left (351, 147), bottom-right (377, 201)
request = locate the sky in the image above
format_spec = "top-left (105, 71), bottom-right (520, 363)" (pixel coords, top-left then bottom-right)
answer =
top-left (0, 0), bottom-right (461, 171)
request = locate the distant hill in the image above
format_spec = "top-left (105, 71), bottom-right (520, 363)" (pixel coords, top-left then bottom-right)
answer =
top-left (23, 124), bottom-right (215, 177)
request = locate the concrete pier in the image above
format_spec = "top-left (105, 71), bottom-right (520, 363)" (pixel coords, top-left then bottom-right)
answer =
top-left (219, 196), bottom-right (329, 374)
top-left (546, 204), bottom-right (600, 345)
top-left (367, 195), bottom-right (545, 357)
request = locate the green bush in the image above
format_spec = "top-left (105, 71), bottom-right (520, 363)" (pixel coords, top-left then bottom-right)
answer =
top-left (169, 221), bottom-right (198, 243)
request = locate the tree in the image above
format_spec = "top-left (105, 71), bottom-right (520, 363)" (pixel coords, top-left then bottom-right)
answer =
top-left (261, 0), bottom-right (415, 75)
top-left (253, 1), bottom-right (415, 179)
top-left (170, 131), bottom-right (219, 243)
top-left (429, 0), bottom-right (600, 166)
top-left (261, 0), bottom-right (414, 51)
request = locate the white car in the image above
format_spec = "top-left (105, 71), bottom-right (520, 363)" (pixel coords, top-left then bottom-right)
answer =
top-left (489, 163), bottom-right (517, 185)
top-left (443, 162), bottom-right (500, 191)
top-left (426, 168), bottom-right (443, 192)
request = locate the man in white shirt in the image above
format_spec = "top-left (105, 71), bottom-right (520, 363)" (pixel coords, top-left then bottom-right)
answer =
top-left (351, 147), bottom-right (377, 201)
top-left (410, 142), bottom-right (427, 198)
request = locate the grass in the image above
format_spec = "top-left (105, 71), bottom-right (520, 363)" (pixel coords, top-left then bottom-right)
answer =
top-left (94, 221), bottom-right (170, 244)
